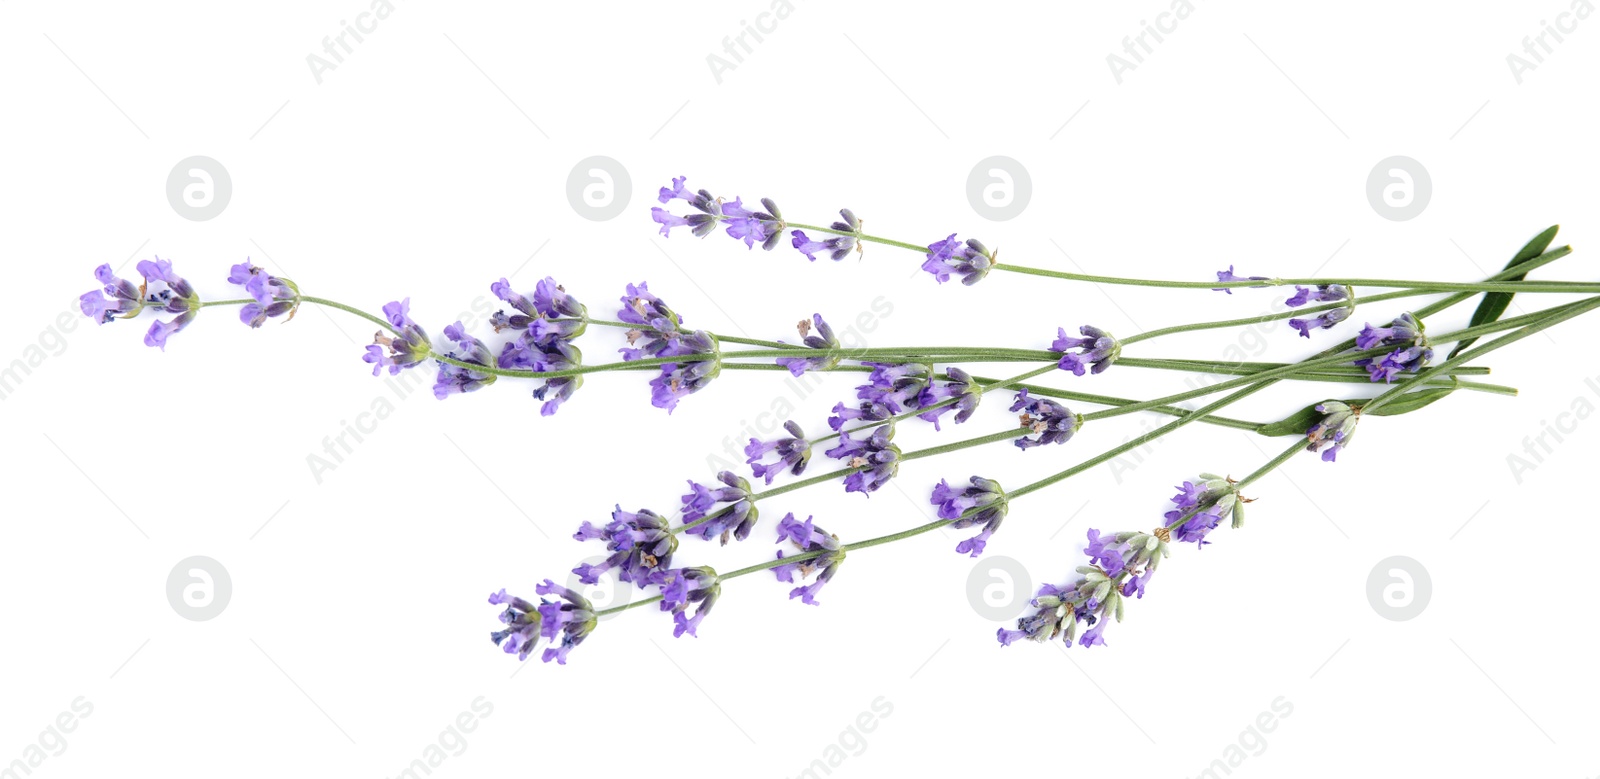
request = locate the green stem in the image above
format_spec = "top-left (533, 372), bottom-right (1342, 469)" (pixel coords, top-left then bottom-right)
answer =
top-left (1235, 440), bottom-right (1306, 490)
top-left (991, 263), bottom-right (1600, 294)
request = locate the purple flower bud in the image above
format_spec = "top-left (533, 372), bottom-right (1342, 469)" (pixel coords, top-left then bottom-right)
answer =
top-left (745, 420), bottom-right (812, 484)
top-left (824, 424), bottom-right (900, 495)
top-left (1050, 325), bottom-right (1119, 376)
top-left (775, 314), bottom-right (840, 376)
top-left (680, 471), bottom-right (758, 544)
top-left (487, 580), bottom-right (596, 664)
top-left (572, 506), bottom-right (677, 587)
top-left (1212, 265), bottom-right (1269, 294)
top-left (1305, 400), bottom-right (1358, 462)
top-left (921, 234), bottom-right (993, 285)
top-left (771, 514), bottom-right (845, 606)
top-left (931, 476), bottom-right (1008, 557)
top-left (1009, 389), bottom-right (1080, 449)
top-left (1353, 312), bottom-right (1431, 383)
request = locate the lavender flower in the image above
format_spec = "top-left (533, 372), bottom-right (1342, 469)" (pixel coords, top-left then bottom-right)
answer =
top-left (363, 298), bottom-right (432, 376)
top-left (491, 276), bottom-right (587, 333)
top-left (649, 330), bottom-right (720, 413)
top-left (1305, 400), bottom-right (1358, 462)
top-left (1213, 266), bottom-right (1269, 293)
top-left (775, 314), bottom-right (841, 376)
top-left (680, 471), bottom-right (758, 544)
top-left (916, 367), bottom-right (982, 429)
top-left (1288, 306), bottom-right (1352, 338)
top-left (772, 514), bottom-right (846, 605)
top-left (1353, 312), bottom-right (1432, 383)
top-left (721, 196), bottom-right (785, 250)
top-left (229, 260), bottom-right (297, 328)
top-left (1285, 284), bottom-right (1353, 338)
top-left (998, 526), bottom-right (1170, 649)
top-left (652, 177), bottom-right (724, 239)
top-left (1051, 325), bottom-right (1119, 376)
top-left (823, 423), bottom-right (900, 495)
top-left (135, 258), bottom-right (200, 350)
top-left (1164, 475), bottom-right (1239, 547)
top-left (648, 566), bottom-right (721, 638)
top-left (921, 234), bottom-right (993, 285)
top-left (1286, 284), bottom-right (1349, 307)
top-left (931, 476), bottom-right (1008, 557)
top-left (1009, 389), bottom-right (1080, 449)
top-left (828, 399), bottom-right (894, 432)
top-left (488, 580), bottom-right (597, 664)
top-left (573, 506), bottom-right (677, 587)
top-left (79, 264), bottom-right (142, 324)
top-left (433, 321), bottom-right (498, 399)
top-left (745, 420), bottom-right (812, 484)
top-left (496, 333), bottom-right (584, 416)
top-left (790, 209), bottom-right (862, 262)
top-left (617, 282), bottom-right (688, 361)
top-left (855, 362), bottom-right (931, 413)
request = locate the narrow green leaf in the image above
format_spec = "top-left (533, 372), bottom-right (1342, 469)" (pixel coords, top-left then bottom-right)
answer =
top-left (1448, 225), bottom-right (1560, 358)
top-left (1256, 386), bottom-right (1457, 436)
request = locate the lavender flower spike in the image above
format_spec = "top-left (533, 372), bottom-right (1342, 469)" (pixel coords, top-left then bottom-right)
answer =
top-left (1353, 312), bottom-right (1432, 383)
top-left (487, 580), bottom-right (598, 664)
top-left (745, 420), bottom-right (813, 484)
top-left (931, 476), bottom-right (1009, 557)
top-left (79, 264), bottom-right (142, 324)
top-left (651, 177), bottom-right (724, 239)
top-left (680, 471), bottom-right (759, 544)
top-left (572, 506), bottom-right (677, 587)
top-left (790, 209), bottom-right (862, 262)
top-left (775, 314), bottom-right (841, 376)
top-left (1009, 389), bottom-right (1081, 449)
top-left (136, 258), bottom-right (200, 350)
top-left (916, 367), bottom-right (983, 430)
top-left (1286, 284), bottom-right (1353, 338)
top-left (1212, 265), bottom-right (1269, 293)
top-left (648, 566), bottom-right (721, 638)
top-left (649, 330), bottom-right (720, 413)
top-left (921, 234), bottom-right (994, 285)
top-left (1051, 325), bottom-right (1119, 376)
top-left (998, 525), bottom-right (1171, 649)
top-left (823, 423), bottom-right (901, 495)
top-left (363, 298), bottom-right (432, 376)
top-left (1165, 474), bottom-right (1240, 547)
top-left (721, 196), bottom-right (785, 250)
top-left (433, 321), bottom-right (498, 399)
top-left (229, 260), bottom-right (298, 328)
top-left (1305, 400), bottom-right (1358, 462)
top-left (772, 514), bottom-right (846, 605)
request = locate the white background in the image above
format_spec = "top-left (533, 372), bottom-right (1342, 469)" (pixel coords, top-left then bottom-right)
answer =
top-left (3, 2), bottom-right (1599, 777)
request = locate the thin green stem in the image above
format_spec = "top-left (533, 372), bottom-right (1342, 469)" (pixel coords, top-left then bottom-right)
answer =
top-left (991, 263), bottom-right (1600, 294)
top-left (1235, 440), bottom-right (1306, 490)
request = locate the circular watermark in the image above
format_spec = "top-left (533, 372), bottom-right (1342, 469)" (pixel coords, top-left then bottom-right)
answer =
top-left (566, 556), bottom-right (634, 620)
top-left (965, 555), bottom-right (1033, 621)
top-left (166, 556), bottom-right (233, 621)
top-left (166, 156), bottom-right (232, 221)
top-left (1365, 156), bottom-right (1431, 221)
top-left (966, 156), bottom-right (1032, 221)
top-left (1365, 555), bottom-right (1431, 621)
top-left (566, 156), bottom-right (632, 221)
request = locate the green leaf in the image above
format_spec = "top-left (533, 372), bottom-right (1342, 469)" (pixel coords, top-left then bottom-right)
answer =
top-left (1364, 386), bottom-right (1457, 417)
top-left (1255, 401), bottom-right (1325, 437)
top-left (1448, 225), bottom-right (1559, 359)
top-left (1256, 387), bottom-right (1458, 436)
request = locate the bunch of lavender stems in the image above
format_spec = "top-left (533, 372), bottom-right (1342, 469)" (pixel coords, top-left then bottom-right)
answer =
top-left (79, 204), bottom-right (1591, 662)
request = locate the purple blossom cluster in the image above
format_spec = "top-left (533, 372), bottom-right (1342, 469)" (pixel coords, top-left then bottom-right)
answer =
top-left (680, 471), bottom-right (758, 544)
top-left (773, 514), bottom-right (846, 605)
top-left (614, 282), bottom-right (720, 412)
top-left (998, 526), bottom-right (1170, 649)
top-left (775, 314), bottom-right (841, 376)
top-left (79, 258), bottom-right (201, 349)
top-left (1286, 284), bottom-right (1353, 338)
top-left (492, 276), bottom-right (587, 415)
top-left (921, 234), bottom-right (993, 285)
top-left (573, 506), bottom-right (678, 587)
top-left (648, 566), bottom-right (721, 638)
top-left (228, 260), bottom-right (297, 328)
top-left (363, 298), bottom-right (433, 377)
top-left (433, 322), bottom-right (498, 399)
top-left (791, 210), bottom-right (862, 261)
top-left (488, 581), bottom-right (597, 665)
top-left (1354, 312), bottom-right (1432, 383)
top-left (1051, 325), bottom-right (1119, 375)
top-left (1009, 389), bottom-right (1080, 449)
top-left (653, 177), bottom-right (871, 265)
top-left (1165, 474), bottom-right (1241, 548)
top-left (1305, 400), bottom-right (1358, 462)
top-left (930, 476), bottom-right (1008, 557)
top-left (823, 423), bottom-right (901, 495)
top-left (744, 420), bottom-right (812, 484)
